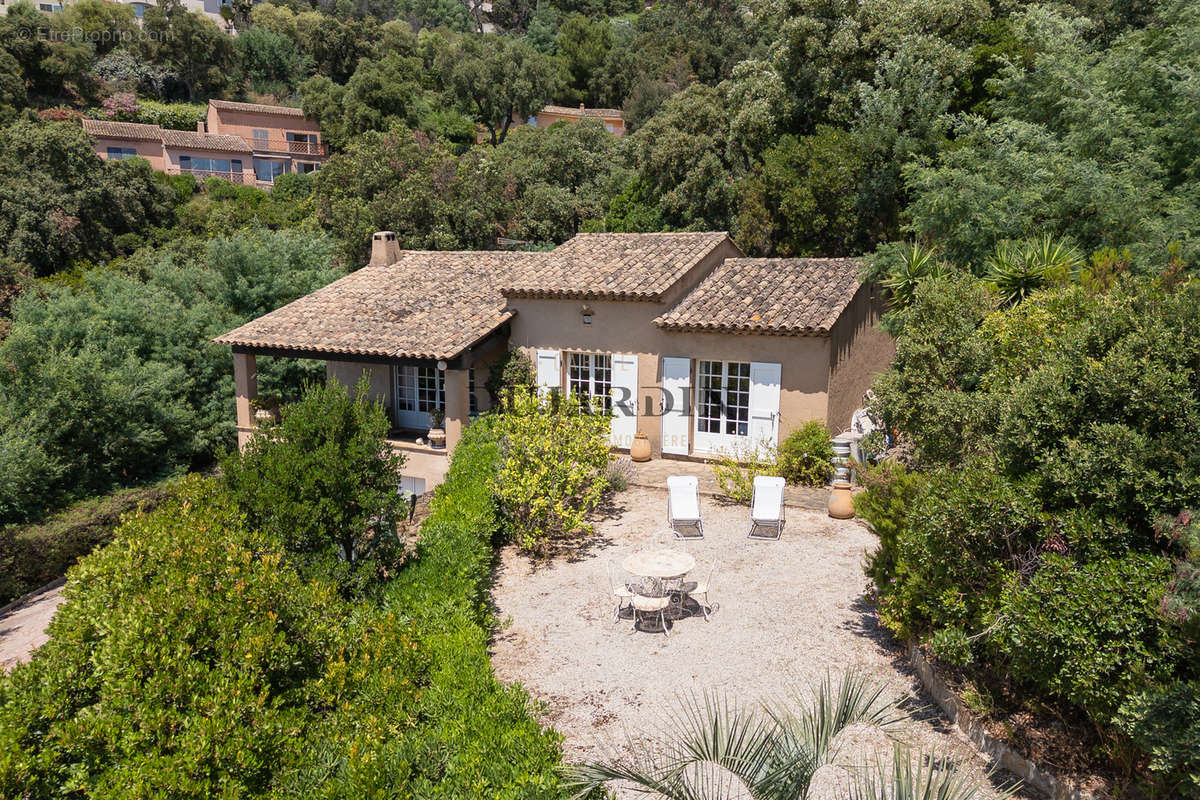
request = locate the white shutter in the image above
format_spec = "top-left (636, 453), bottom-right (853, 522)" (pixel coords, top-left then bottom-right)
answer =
top-left (660, 357), bottom-right (691, 455)
top-left (748, 361), bottom-right (782, 451)
top-left (535, 349), bottom-right (560, 397)
top-left (609, 353), bottom-right (638, 449)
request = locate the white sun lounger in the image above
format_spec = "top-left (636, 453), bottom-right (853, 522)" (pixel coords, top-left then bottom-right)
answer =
top-left (666, 475), bottom-right (703, 539)
top-left (748, 475), bottom-right (786, 540)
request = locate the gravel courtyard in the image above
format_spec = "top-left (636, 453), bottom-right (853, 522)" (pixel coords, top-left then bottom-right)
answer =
top-left (490, 485), bottom-right (1028, 798)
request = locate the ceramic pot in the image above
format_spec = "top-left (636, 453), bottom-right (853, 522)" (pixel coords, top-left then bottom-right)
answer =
top-left (428, 428), bottom-right (446, 448)
top-left (630, 432), bottom-right (652, 462)
top-left (828, 480), bottom-right (854, 519)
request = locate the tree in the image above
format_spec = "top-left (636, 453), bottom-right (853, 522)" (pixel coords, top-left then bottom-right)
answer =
top-left (222, 380), bottom-right (407, 568)
top-left (55, 0), bottom-right (137, 57)
top-left (623, 83), bottom-right (739, 230)
top-left (439, 34), bottom-right (564, 145)
top-left (0, 230), bottom-right (341, 524)
top-left (0, 120), bottom-right (174, 276)
top-left (492, 120), bottom-right (620, 242)
top-left (235, 25), bottom-right (312, 94)
top-left (139, 0), bottom-right (236, 100)
top-left (735, 128), bottom-right (867, 257)
top-left (555, 13), bottom-right (611, 105)
top-left (312, 129), bottom-right (504, 259)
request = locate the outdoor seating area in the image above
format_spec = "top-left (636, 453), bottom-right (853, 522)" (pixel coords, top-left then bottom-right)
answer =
top-left (489, 484), bottom-right (1012, 795)
top-left (613, 474), bottom-right (789, 636)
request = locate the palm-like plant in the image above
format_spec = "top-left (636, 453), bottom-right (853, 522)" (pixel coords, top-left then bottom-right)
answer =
top-left (881, 242), bottom-right (946, 311)
top-left (567, 673), bottom-right (1001, 800)
top-left (985, 235), bottom-right (1082, 305)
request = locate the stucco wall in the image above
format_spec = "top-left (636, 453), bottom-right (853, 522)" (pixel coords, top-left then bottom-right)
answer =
top-left (163, 147), bottom-right (256, 183)
top-left (92, 137), bottom-right (166, 171)
top-left (326, 360), bottom-right (391, 408)
top-left (506, 295), bottom-right (832, 457)
top-left (825, 284), bottom-right (895, 433)
top-left (207, 106), bottom-right (325, 162)
top-left (534, 111), bottom-right (625, 136)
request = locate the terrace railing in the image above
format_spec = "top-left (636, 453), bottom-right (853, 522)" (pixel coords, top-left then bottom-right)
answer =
top-left (181, 168), bottom-right (247, 184)
top-left (249, 138), bottom-right (328, 157)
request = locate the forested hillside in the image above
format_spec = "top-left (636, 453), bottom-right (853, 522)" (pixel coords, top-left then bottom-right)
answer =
top-left (0, 0), bottom-right (1196, 516)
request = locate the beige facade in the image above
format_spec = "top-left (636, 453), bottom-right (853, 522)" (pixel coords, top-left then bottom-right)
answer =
top-left (506, 296), bottom-right (878, 461)
top-left (205, 102), bottom-right (327, 182)
top-left (91, 135), bottom-right (166, 171)
top-left (533, 105), bottom-right (626, 137)
top-left (218, 232), bottom-right (893, 493)
top-left (84, 101), bottom-right (326, 188)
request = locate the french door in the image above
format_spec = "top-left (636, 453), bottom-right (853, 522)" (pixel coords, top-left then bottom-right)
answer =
top-left (393, 365), bottom-right (444, 430)
top-left (693, 360), bottom-right (751, 454)
top-left (567, 352), bottom-right (612, 413)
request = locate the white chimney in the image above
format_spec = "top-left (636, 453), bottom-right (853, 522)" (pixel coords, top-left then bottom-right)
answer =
top-left (369, 231), bottom-right (400, 267)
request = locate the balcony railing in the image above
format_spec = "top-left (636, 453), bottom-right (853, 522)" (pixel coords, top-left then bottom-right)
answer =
top-left (181, 168), bottom-right (247, 184)
top-left (249, 138), bottom-right (328, 157)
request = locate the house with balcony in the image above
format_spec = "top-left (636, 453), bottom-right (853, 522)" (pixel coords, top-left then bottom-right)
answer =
top-left (83, 99), bottom-right (327, 188)
top-left (203, 100), bottom-right (327, 182)
top-left (214, 231), bottom-right (893, 494)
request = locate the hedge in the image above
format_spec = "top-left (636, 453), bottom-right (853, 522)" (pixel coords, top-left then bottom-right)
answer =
top-left (0, 418), bottom-right (568, 798)
top-left (0, 482), bottom-right (171, 606)
top-left (379, 414), bottom-right (569, 797)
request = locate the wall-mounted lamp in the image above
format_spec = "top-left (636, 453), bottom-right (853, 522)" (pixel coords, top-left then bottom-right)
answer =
top-left (581, 304), bottom-right (593, 325)
top-left (436, 360), bottom-right (448, 371)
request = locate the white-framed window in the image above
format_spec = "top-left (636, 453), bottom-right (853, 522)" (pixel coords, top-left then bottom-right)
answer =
top-left (393, 365), bottom-right (444, 429)
top-left (695, 360), bottom-right (750, 451)
top-left (567, 352), bottom-right (612, 413)
top-left (106, 147), bottom-right (137, 160)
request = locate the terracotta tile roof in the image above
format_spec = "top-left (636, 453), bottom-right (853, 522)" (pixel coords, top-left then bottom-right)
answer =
top-left (214, 251), bottom-right (550, 360)
top-left (81, 119), bottom-right (164, 140)
top-left (655, 257), bottom-right (865, 335)
top-left (541, 104), bottom-right (623, 119)
top-left (501, 232), bottom-right (734, 301)
top-left (209, 99), bottom-right (307, 118)
top-left (159, 128), bottom-right (252, 153)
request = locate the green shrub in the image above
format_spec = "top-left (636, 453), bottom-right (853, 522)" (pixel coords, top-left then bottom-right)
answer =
top-left (222, 380), bottom-right (407, 582)
top-left (855, 460), bottom-right (924, 589)
top-left (0, 476), bottom-right (427, 798)
top-left (372, 416), bottom-right (569, 797)
top-left (130, 99), bottom-right (207, 130)
top-left (776, 420), bottom-right (834, 486)
top-left (0, 482), bottom-right (170, 605)
top-left (0, 424), bottom-right (569, 798)
top-left (493, 391), bottom-right (611, 553)
top-left (991, 554), bottom-right (1182, 723)
top-left (1117, 681), bottom-right (1200, 798)
top-left (484, 346), bottom-right (535, 404)
top-left (709, 440), bottom-right (779, 504)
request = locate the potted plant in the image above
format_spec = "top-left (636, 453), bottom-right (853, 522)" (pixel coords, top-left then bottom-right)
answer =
top-left (250, 395), bottom-right (281, 426)
top-left (428, 407), bottom-right (446, 448)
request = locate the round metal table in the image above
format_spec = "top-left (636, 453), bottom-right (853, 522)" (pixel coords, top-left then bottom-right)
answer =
top-left (622, 548), bottom-right (696, 580)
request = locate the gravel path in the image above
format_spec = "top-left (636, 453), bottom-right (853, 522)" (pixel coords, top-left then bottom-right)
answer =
top-left (0, 581), bottom-right (66, 672)
top-left (490, 487), bottom-right (1032, 798)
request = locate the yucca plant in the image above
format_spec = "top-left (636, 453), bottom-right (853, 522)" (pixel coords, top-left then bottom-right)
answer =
top-left (567, 672), bottom-right (999, 800)
top-left (853, 745), bottom-right (1013, 800)
top-left (986, 235), bottom-right (1082, 305)
top-left (881, 242), bottom-right (946, 311)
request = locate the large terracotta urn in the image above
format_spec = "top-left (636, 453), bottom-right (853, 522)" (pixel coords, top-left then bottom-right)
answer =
top-left (630, 432), bottom-right (652, 462)
top-left (828, 481), bottom-right (854, 519)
